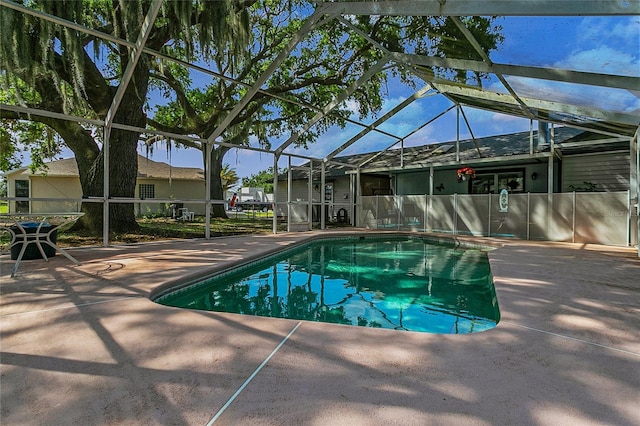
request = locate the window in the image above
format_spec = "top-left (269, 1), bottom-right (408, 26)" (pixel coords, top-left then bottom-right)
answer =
top-left (138, 184), bottom-right (155, 199)
top-left (15, 180), bottom-right (29, 213)
top-left (471, 170), bottom-right (524, 194)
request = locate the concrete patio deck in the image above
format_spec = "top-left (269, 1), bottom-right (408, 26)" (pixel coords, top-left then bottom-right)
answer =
top-left (1, 231), bottom-right (639, 425)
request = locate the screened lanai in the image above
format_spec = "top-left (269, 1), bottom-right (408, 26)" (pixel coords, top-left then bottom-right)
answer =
top-left (1, 0), bottom-right (638, 254)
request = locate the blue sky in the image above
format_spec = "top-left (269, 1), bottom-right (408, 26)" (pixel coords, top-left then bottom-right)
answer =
top-left (49, 14), bottom-right (638, 183)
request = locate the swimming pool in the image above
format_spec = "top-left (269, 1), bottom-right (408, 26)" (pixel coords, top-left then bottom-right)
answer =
top-left (155, 235), bottom-right (500, 334)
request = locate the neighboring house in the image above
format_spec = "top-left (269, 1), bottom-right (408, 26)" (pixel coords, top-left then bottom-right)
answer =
top-left (4, 155), bottom-right (205, 215)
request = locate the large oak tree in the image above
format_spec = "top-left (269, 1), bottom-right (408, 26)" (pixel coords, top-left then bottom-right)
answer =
top-left (1, 0), bottom-right (251, 233)
top-left (1, 0), bottom-right (502, 229)
top-left (148, 1), bottom-right (503, 218)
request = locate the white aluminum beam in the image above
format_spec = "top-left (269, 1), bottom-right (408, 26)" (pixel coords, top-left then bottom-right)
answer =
top-left (458, 106), bottom-right (482, 157)
top-left (358, 104), bottom-right (457, 168)
top-left (450, 16), bottom-right (535, 119)
top-left (394, 53), bottom-right (639, 92)
top-left (103, 0), bottom-right (161, 247)
top-left (434, 82), bottom-right (640, 127)
top-left (1, 0), bottom-right (401, 146)
top-left (324, 85), bottom-right (434, 161)
top-left (275, 56), bottom-right (391, 155)
top-left (322, 1), bottom-right (640, 17)
top-left (104, 0), bottom-right (162, 128)
top-left (355, 151), bottom-right (554, 175)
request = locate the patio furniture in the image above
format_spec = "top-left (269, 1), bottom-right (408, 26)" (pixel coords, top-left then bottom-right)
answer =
top-left (177, 208), bottom-right (194, 222)
top-left (0, 213), bottom-right (84, 277)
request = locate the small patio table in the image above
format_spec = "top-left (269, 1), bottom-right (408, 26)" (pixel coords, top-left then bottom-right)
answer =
top-left (0, 212), bottom-right (84, 278)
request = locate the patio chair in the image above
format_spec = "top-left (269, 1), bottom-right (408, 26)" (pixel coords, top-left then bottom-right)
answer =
top-left (177, 208), bottom-right (194, 221)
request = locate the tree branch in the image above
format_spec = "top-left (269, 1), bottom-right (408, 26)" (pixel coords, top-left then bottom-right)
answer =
top-left (150, 70), bottom-right (204, 128)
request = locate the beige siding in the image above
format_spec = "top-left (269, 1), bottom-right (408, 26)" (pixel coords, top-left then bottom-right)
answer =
top-left (28, 176), bottom-right (82, 213)
top-left (136, 178), bottom-right (206, 215)
top-left (562, 152), bottom-right (630, 192)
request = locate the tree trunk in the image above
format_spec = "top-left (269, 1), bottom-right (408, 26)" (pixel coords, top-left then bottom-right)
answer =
top-left (209, 145), bottom-right (230, 218)
top-left (68, 128), bottom-right (140, 234)
top-left (69, 74), bottom-right (147, 234)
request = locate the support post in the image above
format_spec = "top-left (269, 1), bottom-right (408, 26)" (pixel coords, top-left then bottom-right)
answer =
top-left (547, 155), bottom-right (554, 239)
top-left (355, 168), bottom-right (361, 227)
top-left (529, 119), bottom-right (534, 155)
top-left (308, 160), bottom-right (313, 231)
top-left (205, 142), bottom-right (212, 239)
top-left (572, 191), bottom-right (576, 243)
top-left (632, 130), bottom-right (639, 256)
top-left (272, 154), bottom-right (279, 234)
top-left (429, 166), bottom-right (434, 196)
top-left (102, 126), bottom-right (110, 247)
top-left (349, 172), bottom-right (354, 227)
top-left (453, 193), bottom-right (458, 236)
top-left (527, 192), bottom-right (531, 240)
top-left (488, 193), bottom-right (492, 237)
top-left (456, 106), bottom-right (460, 162)
top-left (321, 162), bottom-right (326, 230)
top-left (287, 156), bottom-right (292, 232)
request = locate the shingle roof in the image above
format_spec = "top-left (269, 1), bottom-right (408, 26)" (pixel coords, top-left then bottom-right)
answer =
top-left (282, 127), bottom-right (586, 180)
top-left (7, 155), bottom-right (204, 181)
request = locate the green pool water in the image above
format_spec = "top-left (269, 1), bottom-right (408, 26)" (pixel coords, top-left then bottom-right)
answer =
top-left (156, 236), bottom-right (500, 334)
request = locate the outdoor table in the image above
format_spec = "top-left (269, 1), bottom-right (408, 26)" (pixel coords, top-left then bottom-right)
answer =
top-left (0, 213), bottom-right (84, 278)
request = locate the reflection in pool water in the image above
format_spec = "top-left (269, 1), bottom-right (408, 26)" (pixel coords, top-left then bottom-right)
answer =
top-left (156, 236), bottom-right (500, 334)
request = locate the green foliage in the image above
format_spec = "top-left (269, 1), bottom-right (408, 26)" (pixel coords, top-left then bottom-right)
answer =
top-left (1, 0), bottom-right (502, 228)
top-left (242, 167), bottom-right (277, 193)
top-left (1, 0), bottom-right (252, 232)
top-left (220, 163), bottom-right (239, 192)
top-left (149, 1), bottom-right (503, 153)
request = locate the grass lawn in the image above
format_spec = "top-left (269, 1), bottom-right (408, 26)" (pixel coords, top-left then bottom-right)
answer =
top-left (1, 216), bottom-right (288, 249)
top-left (58, 216), bottom-right (287, 247)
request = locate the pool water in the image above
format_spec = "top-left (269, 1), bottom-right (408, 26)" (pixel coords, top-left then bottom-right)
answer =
top-left (156, 236), bottom-right (500, 334)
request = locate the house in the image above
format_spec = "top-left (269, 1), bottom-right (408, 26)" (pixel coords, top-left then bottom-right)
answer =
top-left (278, 126), bottom-right (632, 203)
top-left (4, 155), bottom-right (206, 215)
top-left (276, 126), bottom-right (636, 246)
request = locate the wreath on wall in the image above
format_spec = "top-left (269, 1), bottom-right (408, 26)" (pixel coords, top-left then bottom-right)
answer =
top-left (457, 167), bottom-right (476, 182)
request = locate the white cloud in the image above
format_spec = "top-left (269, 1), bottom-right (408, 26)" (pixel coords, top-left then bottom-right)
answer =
top-left (610, 18), bottom-right (640, 42)
top-left (577, 16), bottom-right (640, 47)
top-left (556, 46), bottom-right (640, 76)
